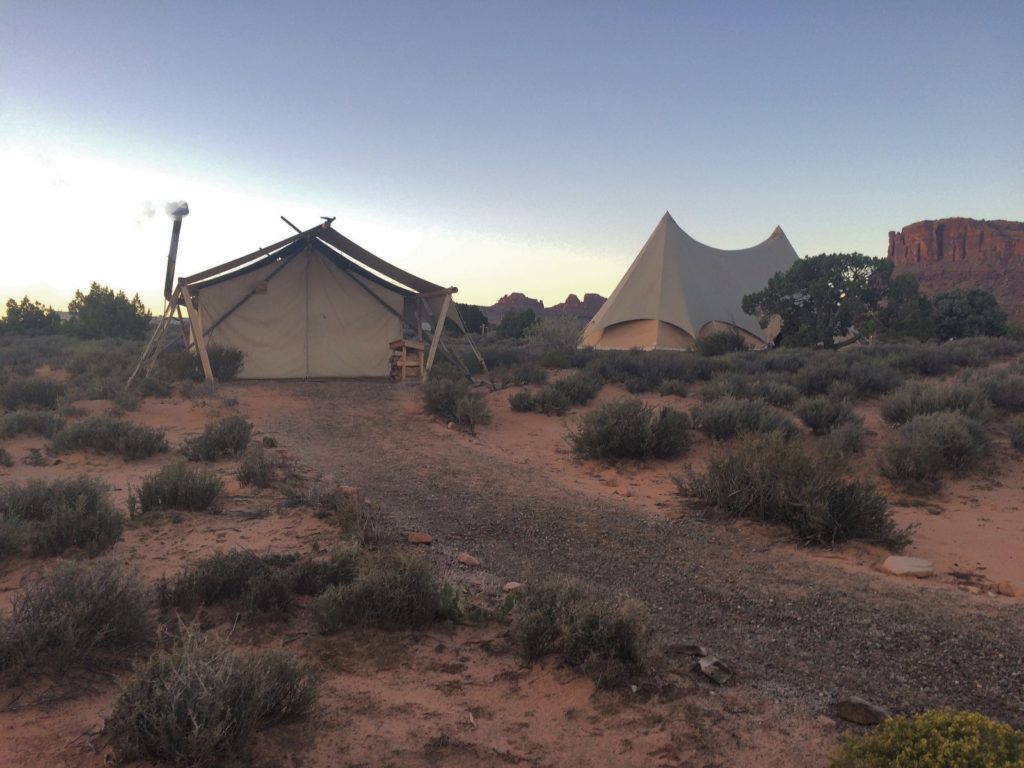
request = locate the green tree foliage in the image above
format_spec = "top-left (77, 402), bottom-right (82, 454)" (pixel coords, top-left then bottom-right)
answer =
top-left (932, 288), bottom-right (1008, 340)
top-left (743, 254), bottom-right (938, 348)
top-left (2, 297), bottom-right (62, 334)
top-left (495, 307), bottom-right (538, 339)
top-left (66, 283), bottom-right (151, 339)
top-left (444, 303), bottom-right (488, 335)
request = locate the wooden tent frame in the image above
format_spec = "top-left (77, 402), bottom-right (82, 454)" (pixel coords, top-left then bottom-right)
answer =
top-left (128, 220), bottom-right (485, 385)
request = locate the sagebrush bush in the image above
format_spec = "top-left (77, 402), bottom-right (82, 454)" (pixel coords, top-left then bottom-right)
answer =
top-left (829, 709), bottom-right (1024, 768)
top-left (51, 416), bottom-right (169, 459)
top-left (0, 559), bottom-right (150, 684)
top-left (691, 396), bottom-right (798, 440)
top-left (794, 356), bottom-right (901, 398)
top-left (236, 444), bottom-right (277, 487)
top-left (656, 379), bottom-right (689, 398)
top-left (161, 551), bottom-right (300, 615)
top-left (314, 488), bottom-right (390, 545)
top-left (0, 378), bottom-right (65, 410)
top-left (0, 447), bottom-right (12, 468)
top-left (533, 386), bottom-right (571, 415)
top-left (182, 415), bottom-right (252, 461)
top-left (508, 390), bottom-right (535, 411)
top-left (822, 419), bottom-right (866, 456)
top-left (206, 344), bottom-right (246, 381)
top-left (795, 396), bottom-right (857, 434)
top-left (1010, 416), bottom-right (1024, 452)
top-left (313, 553), bottom-right (444, 631)
top-left (683, 432), bottom-right (910, 548)
top-left (981, 372), bottom-right (1024, 412)
top-left (454, 393), bottom-right (491, 434)
top-left (136, 462), bottom-right (223, 513)
top-left (569, 399), bottom-right (691, 460)
top-left (0, 476), bottom-right (123, 557)
top-left (879, 379), bottom-right (991, 425)
top-left (694, 331), bottom-right (747, 357)
top-left (107, 629), bottom-right (319, 768)
top-left (422, 376), bottom-right (470, 420)
top-left (0, 410), bottom-right (63, 438)
top-left (590, 349), bottom-right (721, 391)
top-left (288, 550), bottom-right (360, 596)
top-left (550, 371), bottom-right (602, 405)
top-left (512, 580), bottom-right (649, 689)
top-left (878, 412), bottom-right (988, 493)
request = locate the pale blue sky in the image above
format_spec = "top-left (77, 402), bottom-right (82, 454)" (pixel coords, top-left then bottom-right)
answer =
top-left (1, 1), bottom-right (1021, 309)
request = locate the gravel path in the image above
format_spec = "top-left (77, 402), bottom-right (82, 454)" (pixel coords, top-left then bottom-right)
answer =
top-left (263, 381), bottom-right (1024, 725)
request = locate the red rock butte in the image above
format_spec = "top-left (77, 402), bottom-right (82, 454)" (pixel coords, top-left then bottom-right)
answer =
top-left (888, 218), bottom-right (1024, 325)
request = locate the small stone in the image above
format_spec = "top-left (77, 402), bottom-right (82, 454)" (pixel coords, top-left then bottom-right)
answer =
top-left (502, 581), bottom-right (523, 592)
top-left (835, 697), bottom-right (890, 725)
top-left (457, 552), bottom-right (480, 567)
top-left (881, 555), bottom-right (934, 578)
top-left (996, 581), bottom-right (1017, 597)
top-left (261, 435), bottom-right (278, 448)
top-left (695, 656), bottom-right (733, 685)
top-left (446, 422), bottom-right (455, 430)
top-left (407, 532), bottom-right (433, 545)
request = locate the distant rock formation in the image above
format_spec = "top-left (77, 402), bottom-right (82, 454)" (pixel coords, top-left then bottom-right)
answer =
top-left (888, 218), bottom-right (1024, 325)
top-left (481, 292), bottom-right (606, 325)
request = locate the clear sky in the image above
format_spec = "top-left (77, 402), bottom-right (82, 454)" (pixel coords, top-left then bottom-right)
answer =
top-left (2, 1), bottom-right (1021, 311)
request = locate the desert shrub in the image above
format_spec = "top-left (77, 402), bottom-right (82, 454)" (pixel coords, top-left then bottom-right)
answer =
top-left (695, 330), bottom-right (747, 357)
top-left (0, 410), bottom-right (63, 438)
top-left (794, 396), bottom-right (857, 434)
top-left (321, 488), bottom-right (391, 545)
top-left (66, 283), bottom-right (151, 339)
top-left (657, 379), bottom-right (689, 398)
top-left (533, 386), bottom-right (571, 415)
top-left (684, 432), bottom-right (910, 548)
top-left (206, 344), bottom-right (245, 381)
top-left (691, 396), bottom-right (798, 440)
top-left (794, 356), bottom-right (901, 398)
top-left (454, 393), bottom-right (491, 434)
top-left (136, 375), bottom-right (173, 398)
top-left (161, 551), bottom-right (300, 615)
top-left (107, 629), bottom-right (319, 768)
top-left (698, 375), bottom-right (800, 407)
top-left (981, 372), bottom-right (1024, 412)
top-left (136, 462), bottom-right (223, 513)
top-left (878, 412), bottom-right (988, 493)
top-left (51, 416), bottom-right (169, 460)
top-left (0, 378), bottom-right (64, 410)
top-left (569, 399), bottom-right (691, 460)
top-left (508, 390), bottom-right (535, 412)
top-left (525, 316), bottom-right (582, 359)
top-left (829, 709), bottom-right (1024, 768)
top-left (236, 444), bottom-right (277, 487)
top-left (422, 376), bottom-right (470, 420)
top-left (288, 550), bottom-right (360, 596)
top-left (0, 447), bottom-right (12, 468)
top-left (0, 559), bottom-right (151, 683)
top-left (551, 371), bottom-right (602, 404)
top-left (879, 379), bottom-right (992, 425)
top-left (1008, 416), bottom-right (1024, 452)
top-left (487, 359), bottom-right (549, 390)
top-left (589, 350), bottom-right (721, 392)
top-left (822, 419), bottom-right (866, 456)
top-left (0, 475), bottom-right (123, 558)
top-left (891, 343), bottom-right (958, 377)
top-left (182, 415), bottom-right (252, 461)
top-left (512, 580), bottom-right (649, 689)
top-left (313, 553), bottom-right (444, 631)
top-left (179, 379), bottom-right (218, 401)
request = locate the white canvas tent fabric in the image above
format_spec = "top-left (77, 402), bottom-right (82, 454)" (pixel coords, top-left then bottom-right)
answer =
top-left (581, 213), bottom-right (798, 350)
top-left (182, 223), bottom-right (462, 379)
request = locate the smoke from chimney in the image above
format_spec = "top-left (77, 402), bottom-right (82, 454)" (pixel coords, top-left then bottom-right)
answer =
top-left (164, 201), bottom-right (189, 300)
top-left (166, 201), bottom-right (189, 219)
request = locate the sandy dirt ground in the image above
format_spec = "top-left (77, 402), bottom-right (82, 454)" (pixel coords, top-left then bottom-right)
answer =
top-left (1, 371), bottom-right (1022, 767)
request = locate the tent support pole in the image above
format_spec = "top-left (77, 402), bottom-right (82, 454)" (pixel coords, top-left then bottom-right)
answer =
top-left (179, 282), bottom-right (214, 381)
top-left (451, 303), bottom-right (487, 372)
top-left (127, 298), bottom-right (177, 387)
top-left (424, 293), bottom-right (452, 378)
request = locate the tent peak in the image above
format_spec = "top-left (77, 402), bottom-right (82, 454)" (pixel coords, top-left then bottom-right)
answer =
top-left (770, 225), bottom-right (786, 239)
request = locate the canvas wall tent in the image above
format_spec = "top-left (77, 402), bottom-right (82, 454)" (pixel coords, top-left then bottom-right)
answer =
top-left (580, 213), bottom-right (799, 350)
top-left (132, 220), bottom-right (480, 381)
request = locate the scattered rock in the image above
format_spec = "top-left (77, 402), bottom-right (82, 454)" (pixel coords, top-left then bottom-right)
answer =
top-left (502, 581), bottom-right (523, 593)
top-left (996, 581), bottom-right (1017, 597)
top-left (881, 555), bottom-right (934, 578)
top-left (695, 656), bottom-right (733, 685)
top-left (446, 422), bottom-right (455, 430)
top-left (457, 552), bottom-right (481, 567)
top-left (261, 435), bottom-right (278, 447)
top-left (407, 532), bottom-right (433, 545)
top-left (835, 697), bottom-right (890, 725)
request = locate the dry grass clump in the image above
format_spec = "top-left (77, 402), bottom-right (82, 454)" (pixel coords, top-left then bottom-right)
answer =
top-left (821, 419), bottom-right (867, 456)
top-left (794, 396), bottom-right (858, 434)
top-left (107, 628), bottom-right (318, 768)
top-left (236, 444), bottom-right (279, 487)
top-left (878, 379), bottom-right (991, 425)
top-left (569, 399), bottom-right (692, 460)
top-left (0, 410), bottom-right (63, 438)
top-left (1008, 416), bottom-right (1024, 452)
top-left (307, 486), bottom-right (392, 546)
top-left (182, 415), bottom-right (252, 461)
top-left (683, 432), bottom-right (911, 549)
top-left (51, 415), bottom-right (169, 460)
top-left (313, 553), bottom-right (446, 632)
top-left (422, 376), bottom-right (492, 432)
top-left (134, 462), bottom-right (223, 513)
top-left (589, 349), bottom-right (721, 392)
top-left (829, 709), bottom-right (1024, 768)
top-left (793, 355), bottom-right (901, 399)
top-left (0, 559), bottom-right (151, 684)
top-left (0, 378), bottom-right (65, 410)
top-left (694, 330), bottom-right (748, 357)
top-left (877, 412), bottom-right (988, 493)
top-left (656, 379), bottom-right (689, 398)
top-left (691, 396), bottom-right (798, 440)
top-left (512, 580), bottom-right (650, 689)
top-left (0, 476), bottom-right (123, 557)
top-left (980, 371), bottom-right (1024, 412)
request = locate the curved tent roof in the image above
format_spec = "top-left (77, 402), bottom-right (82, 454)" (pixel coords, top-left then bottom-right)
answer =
top-left (581, 213), bottom-right (798, 350)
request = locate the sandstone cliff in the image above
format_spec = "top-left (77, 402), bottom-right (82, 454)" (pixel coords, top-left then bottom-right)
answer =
top-left (482, 292), bottom-right (606, 325)
top-left (888, 218), bottom-right (1024, 325)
